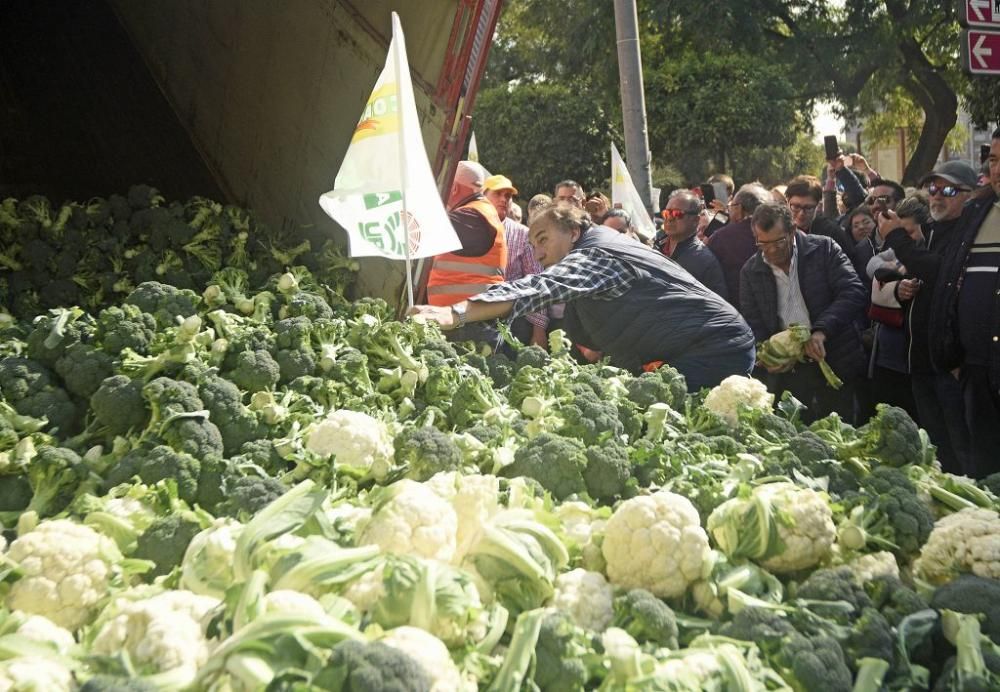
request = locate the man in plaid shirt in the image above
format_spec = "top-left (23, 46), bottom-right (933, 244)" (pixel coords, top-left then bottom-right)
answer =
top-left (412, 204), bottom-right (755, 389)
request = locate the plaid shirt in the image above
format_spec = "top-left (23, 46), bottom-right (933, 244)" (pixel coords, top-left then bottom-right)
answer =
top-left (473, 246), bottom-right (638, 319)
top-left (503, 218), bottom-right (548, 329)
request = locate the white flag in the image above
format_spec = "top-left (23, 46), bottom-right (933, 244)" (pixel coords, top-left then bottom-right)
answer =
top-left (611, 143), bottom-right (656, 240)
top-left (468, 131), bottom-right (479, 162)
top-left (319, 13), bottom-right (460, 260)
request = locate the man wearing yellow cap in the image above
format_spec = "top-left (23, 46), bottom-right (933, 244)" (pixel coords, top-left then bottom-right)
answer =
top-left (483, 174), bottom-right (548, 347)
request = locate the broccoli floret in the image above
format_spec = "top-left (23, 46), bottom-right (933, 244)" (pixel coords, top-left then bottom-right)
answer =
top-left (558, 390), bottom-right (624, 446)
top-left (275, 347), bottom-right (316, 384)
top-left (105, 445), bottom-right (201, 504)
top-left (844, 607), bottom-right (896, 672)
top-left (0, 475), bottom-right (31, 513)
top-left (230, 439), bottom-right (286, 475)
top-left (91, 375), bottom-right (149, 436)
top-left (25, 307), bottom-right (92, 367)
top-left (931, 575), bottom-right (1000, 644)
top-left (795, 567), bottom-right (872, 621)
top-left (723, 607), bottom-right (854, 692)
top-left (933, 611), bottom-right (1000, 692)
top-left (225, 349), bottom-right (280, 393)
top-left (142, 377), bottom-right (203, 421)
top-left (395, 426), bottom-right (463, 482)
top-left (980, 472), bottom-right (1000, 499)
top-left (611, 588), bottom-right (679, 648)
top-left (127, 183), bottom-right (164, 210)
top-left (273, 316), bottom-right (318, 383)
top-left (27, 445), bottom-right (88, 517)
top-left (197, 374), bottom-right (264, 456)
top-left (448, 371), bottom-right (503, 428)
top-left (54, 342), bottom-right (115, 400)
top-left (309, 639), bottom-right (432, 692)
top-left (500, 432), bottom-right (587, 500)
top-left (78, 676), bottom-right (159, 692)
top-left (159, 414), bottom-right (224, 460)
top-left (193, 454), bottom-right (228, 513)
top-left (514, 344), bottom-right (550, 372)
top-left (280, 290), bottom-right (334, 320)
top-left (485, 351), bottom-right (514, 389)
top-left (787, 430), bottom-right (835, 464)
top-left (854, 404), bottom-right (934, 467)
top-left (865, 575), bottom-right (929, 627)
top-left (95, 304), bottom-right (158, 355)
top-left (625, 364), bottom-right (687, 410)
top-left (531, 611), bottom-right (596, 692)
top-left (216, 474), bottom-right (287, 521)
top-left (421, 364), bottom-right (461, 410)
top-left (132, 513), bottom-right (202, 578)
top-left (124, 281), bottom-right (200, 329)
top-left (583, 439), bottom-right (630, 503)
top-left (0, 357), bottom-right (79, 436)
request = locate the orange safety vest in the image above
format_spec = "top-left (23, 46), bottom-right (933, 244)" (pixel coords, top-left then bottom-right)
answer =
top-left (427, 198), bottom-right (507, 306)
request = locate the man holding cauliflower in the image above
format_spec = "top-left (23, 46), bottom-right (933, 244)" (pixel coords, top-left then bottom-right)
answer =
top-left (410, 203), bottom-right (756, 390)
top-left (739, 202), bottom-right (867, 422)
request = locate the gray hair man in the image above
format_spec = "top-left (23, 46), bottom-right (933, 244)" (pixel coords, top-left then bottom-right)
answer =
top-left (658, 190), bottom-right (728, 299)
top-left (707, 182), bottom-right (771, 306)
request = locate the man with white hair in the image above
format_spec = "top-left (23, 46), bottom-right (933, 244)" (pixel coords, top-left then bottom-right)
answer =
top-left (707, 182), bottom-right (772, 306)
top-left (426, 160), bottom-right (507, 343)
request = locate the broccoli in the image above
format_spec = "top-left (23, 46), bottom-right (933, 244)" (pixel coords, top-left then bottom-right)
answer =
top-left (0, 475), bottom-right (31, 513)
top-left (159, 413), bottom-right (225, 460)
top-left (193, 454), bottom-right (229, 513)
top-left (794, 567), bottom-right (872, 621)
top-left (421, 364), bottom-right (461, 410)
top-left (583, 439), bottom-right (631, 503)
top-left (324, 348), bottom-right (374, 393)
top-left (786, 430), bottom-right (835, 464)
top-left (723, 606), bottom-right (854, 692)
top-left (124, 281), bottom-right (200, 329)
top-left (931, 575), bottom-right (1000, 644)
top-left (197, 374), bottom-right (264, 456)
top-left (208, 267), bottom-right (254, 313)
top-left (558, 390), bottom-right (624, 446)
top-left (934, 611), bottom-right (1000, 692)
top-left (127, 183), bottom-right (164, 210)
top-left (611, 588), bottom-right (679, 648)
top-left (25, 307), bottom-right (92, 367)
top-left (0, 357), bottom-right (79, 436)
top-left (395, 426), bottom-right (463, 482)
top-left (54, 342), bottom-right (115, 400)
top-left (215, 474), bottom-right (287, 520)
top-left (225, 349), bottom-right (280, 393)
top-left (308, 639), bottom-right (431, 692)
top-left (500, 432), bottom-right (587, 500)
top-left (105, 445), bottom-right (201, 504)
top-left (531, 611), bottom-right (597, 692)
top-left (485, 351), bottom-right (514, 389)
top-left (850, 404), bottom-right (935, 467)
top-left (514, 344), bottom-right (550, 372)
top-left (280, 290), bottom-right (334, 320)
top-left (448, 371), bottom-right (503, 428)
top-left (27, 445), bottom-right (89, 517)
top-left (273, 316), bottom-right (318, 383)
top-left (39, 278), bottom-right (80, 307)
top-left (625, 364), bottom-right (687, 411)
top-left (275, 347), bottom-right (316, 384)
top-left (865, 575), bottom-right (929, 627)
top-left (980, 472), bottom-right (1000, 498)
top-left (230, 439), bottom-right (287, 476)
top-left (95, 304), bottom-right (158, 355)
top-left (90, 375), bottom-right (149, 436)
top-left (843, 607), bottom-right (896, 673)
top-left (132, 513), bottom-right (203, 578)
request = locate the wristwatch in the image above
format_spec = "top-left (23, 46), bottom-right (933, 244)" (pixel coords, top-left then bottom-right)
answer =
top-left (451, 303), bottom-right (468, 328)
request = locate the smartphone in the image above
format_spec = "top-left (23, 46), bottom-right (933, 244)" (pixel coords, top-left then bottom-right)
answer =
top-left (699, 184), bottom-right (715, 206)
top-left (710, 182), bottom-right (729, 207)
top-left (982, 144), bottom-right (991, 164)
top-left (824, 135), bottom-right (839, 161)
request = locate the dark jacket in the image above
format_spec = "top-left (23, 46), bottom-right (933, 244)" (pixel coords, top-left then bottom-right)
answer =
top-left (706, 217), bottom-right (756, 307)
top-left (883, 216), bottom-right (964, 374)
top-left (670, 234), bottom-right (729, 300)
top-left (739, 231), bottom-right (868, 382)
top-left (810, 215), bottom-right (855, 262)
top-left (563, 227), bottom-right (755, 379)
top-left (923, 190), bottom-right (1000, 383)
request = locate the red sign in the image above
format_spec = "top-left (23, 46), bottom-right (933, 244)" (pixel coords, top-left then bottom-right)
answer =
top-left (962, 29), bottom-right (1000, 74)
top-left (959, 0), bottom-right (1000, 28)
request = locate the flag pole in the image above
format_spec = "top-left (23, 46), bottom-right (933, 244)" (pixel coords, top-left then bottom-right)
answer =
top-left (392, 12), bottom-right (415, 309)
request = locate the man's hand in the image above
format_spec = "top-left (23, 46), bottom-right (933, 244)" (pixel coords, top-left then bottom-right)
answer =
top-left (708, 199), bottom-right (727, 214)
top-left (805, 331), bottom-right (827, 362)
top-left (876, 209), bottom-right (901, 241)
top-left (530, 325), bottom-right (547, 348)
top-left (896, 279), bottom-right (921, 301)
top-left (407, 305), bottom-right (456, 330)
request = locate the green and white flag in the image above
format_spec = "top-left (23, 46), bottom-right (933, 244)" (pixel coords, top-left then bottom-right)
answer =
top-left (611, 142), bottom-right (656, 240)
top-left (319, 13), bottom-right (459, 262)
top-left (468, 131), bottom-right (479, 162)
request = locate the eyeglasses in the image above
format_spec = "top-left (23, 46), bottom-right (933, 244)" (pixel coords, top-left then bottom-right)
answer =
top-left (926, 183), bottom-right (969, 198)
top-left (755, 236), bottom-right (790, 249)
top-left (866, 195), bottom-right (891, 205)
top-left (788, 203), bottom-right (817, 214)
top-left (661, 208), bottom-right (698, 220)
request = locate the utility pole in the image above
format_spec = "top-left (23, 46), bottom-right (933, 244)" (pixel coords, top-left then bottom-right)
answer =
top-left (613, 0), bottom-right (653, 214)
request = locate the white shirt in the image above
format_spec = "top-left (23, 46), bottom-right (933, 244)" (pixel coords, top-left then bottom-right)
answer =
top-left (765, 241), bottom-right (811, 329)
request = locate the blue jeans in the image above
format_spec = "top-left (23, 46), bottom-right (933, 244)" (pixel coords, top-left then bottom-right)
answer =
top-left (671, 341), bottom-right (757, 392)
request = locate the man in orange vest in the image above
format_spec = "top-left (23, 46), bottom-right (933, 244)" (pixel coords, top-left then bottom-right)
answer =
top-left (426, 160), bottom-right (507, 345)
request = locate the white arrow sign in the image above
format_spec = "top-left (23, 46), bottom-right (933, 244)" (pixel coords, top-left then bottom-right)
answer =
top-left (970, 0), bottom-right (989, 22)
top-left (974, 33), bottom-right (993, 68)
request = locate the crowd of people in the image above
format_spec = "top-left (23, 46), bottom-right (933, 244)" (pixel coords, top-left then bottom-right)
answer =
top-left (411, 129), bottom-right (1000, 480)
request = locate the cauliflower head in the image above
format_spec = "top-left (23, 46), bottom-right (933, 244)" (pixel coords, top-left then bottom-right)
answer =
top-left (91, 589), bottom-right (220, 683)
top-left (263, 589), bottom-right (326, 615)
top-left (555, 500), bottom-right (609, 573)
top-left (359, 480), bottom-right (458, 562)
top-left (702, 375), bottom-right (774, 427)
top-left (5, 519), bottom-right (123, 631)
top-left (913, 507), bottom-right (1000, 585)
top-left (14, 613), bottom-right (75, 654)
top-left (551, 568), bottom-right (615, 632)
top-left (426, 471), bottom-right (501, 563)
top-left (0, 656), bottom-right (74, 692)
top-left (379, 626), bottom-right (470, 692)
top-left (306, 409), bottom-right (394, 481)
top-left (602, 491), bottom-right (712, 598)
top-left (707, 482), bottom-right (835, 574)
top-left (847, 551), bottom-right (900, 584)
top-left (180, 517), bottom-right (242, 599)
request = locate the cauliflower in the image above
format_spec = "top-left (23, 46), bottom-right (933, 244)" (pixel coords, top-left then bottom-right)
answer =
top-left (0, 657), bottom-right (74, 692)
top-left (847, 551), bottom-right (900, 584)
top-left (91, 589), bottom-right (220, 685)
top-left (305, 409), bottom-right (394, 481)
top-left (14, 613), bottom-right (75, 654)
top-left (5, 519), bottom-right (123, 631)
top-left (341, 561), bottom-right (387, 613)
top-left (702, 375), bottom-right (773, 427)
top-left (379, 626), bottom-right (470, 692)
top-left (913, 507), bottom-right (1000, 585)
top-left (707, 481), bottom-right (835, 574)
top-left (426, 472), bottom-right (501, 562)
top-left (263, 590), bottom-right (325, 615)
top-left (180, 517), bottom-right (242, 599)
top-left (602, 491), bottom-right (713, 598)
top-left (555, 500), bottom-right (609, 573)
top-left (551, 568), bottom-right (615, 632)
top-left (359, 480), bottom-right (458, 562)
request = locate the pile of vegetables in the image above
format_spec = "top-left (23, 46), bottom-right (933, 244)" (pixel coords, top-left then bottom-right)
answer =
top-left (0, 192), bottom-right (997, 691)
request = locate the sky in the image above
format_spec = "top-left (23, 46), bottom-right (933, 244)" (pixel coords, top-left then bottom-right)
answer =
top-left (813, 100), bottom-right (845, 142)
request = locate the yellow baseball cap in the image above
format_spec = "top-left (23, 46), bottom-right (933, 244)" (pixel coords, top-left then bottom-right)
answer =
top-left (483, 174), bottom-right (518, 195)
